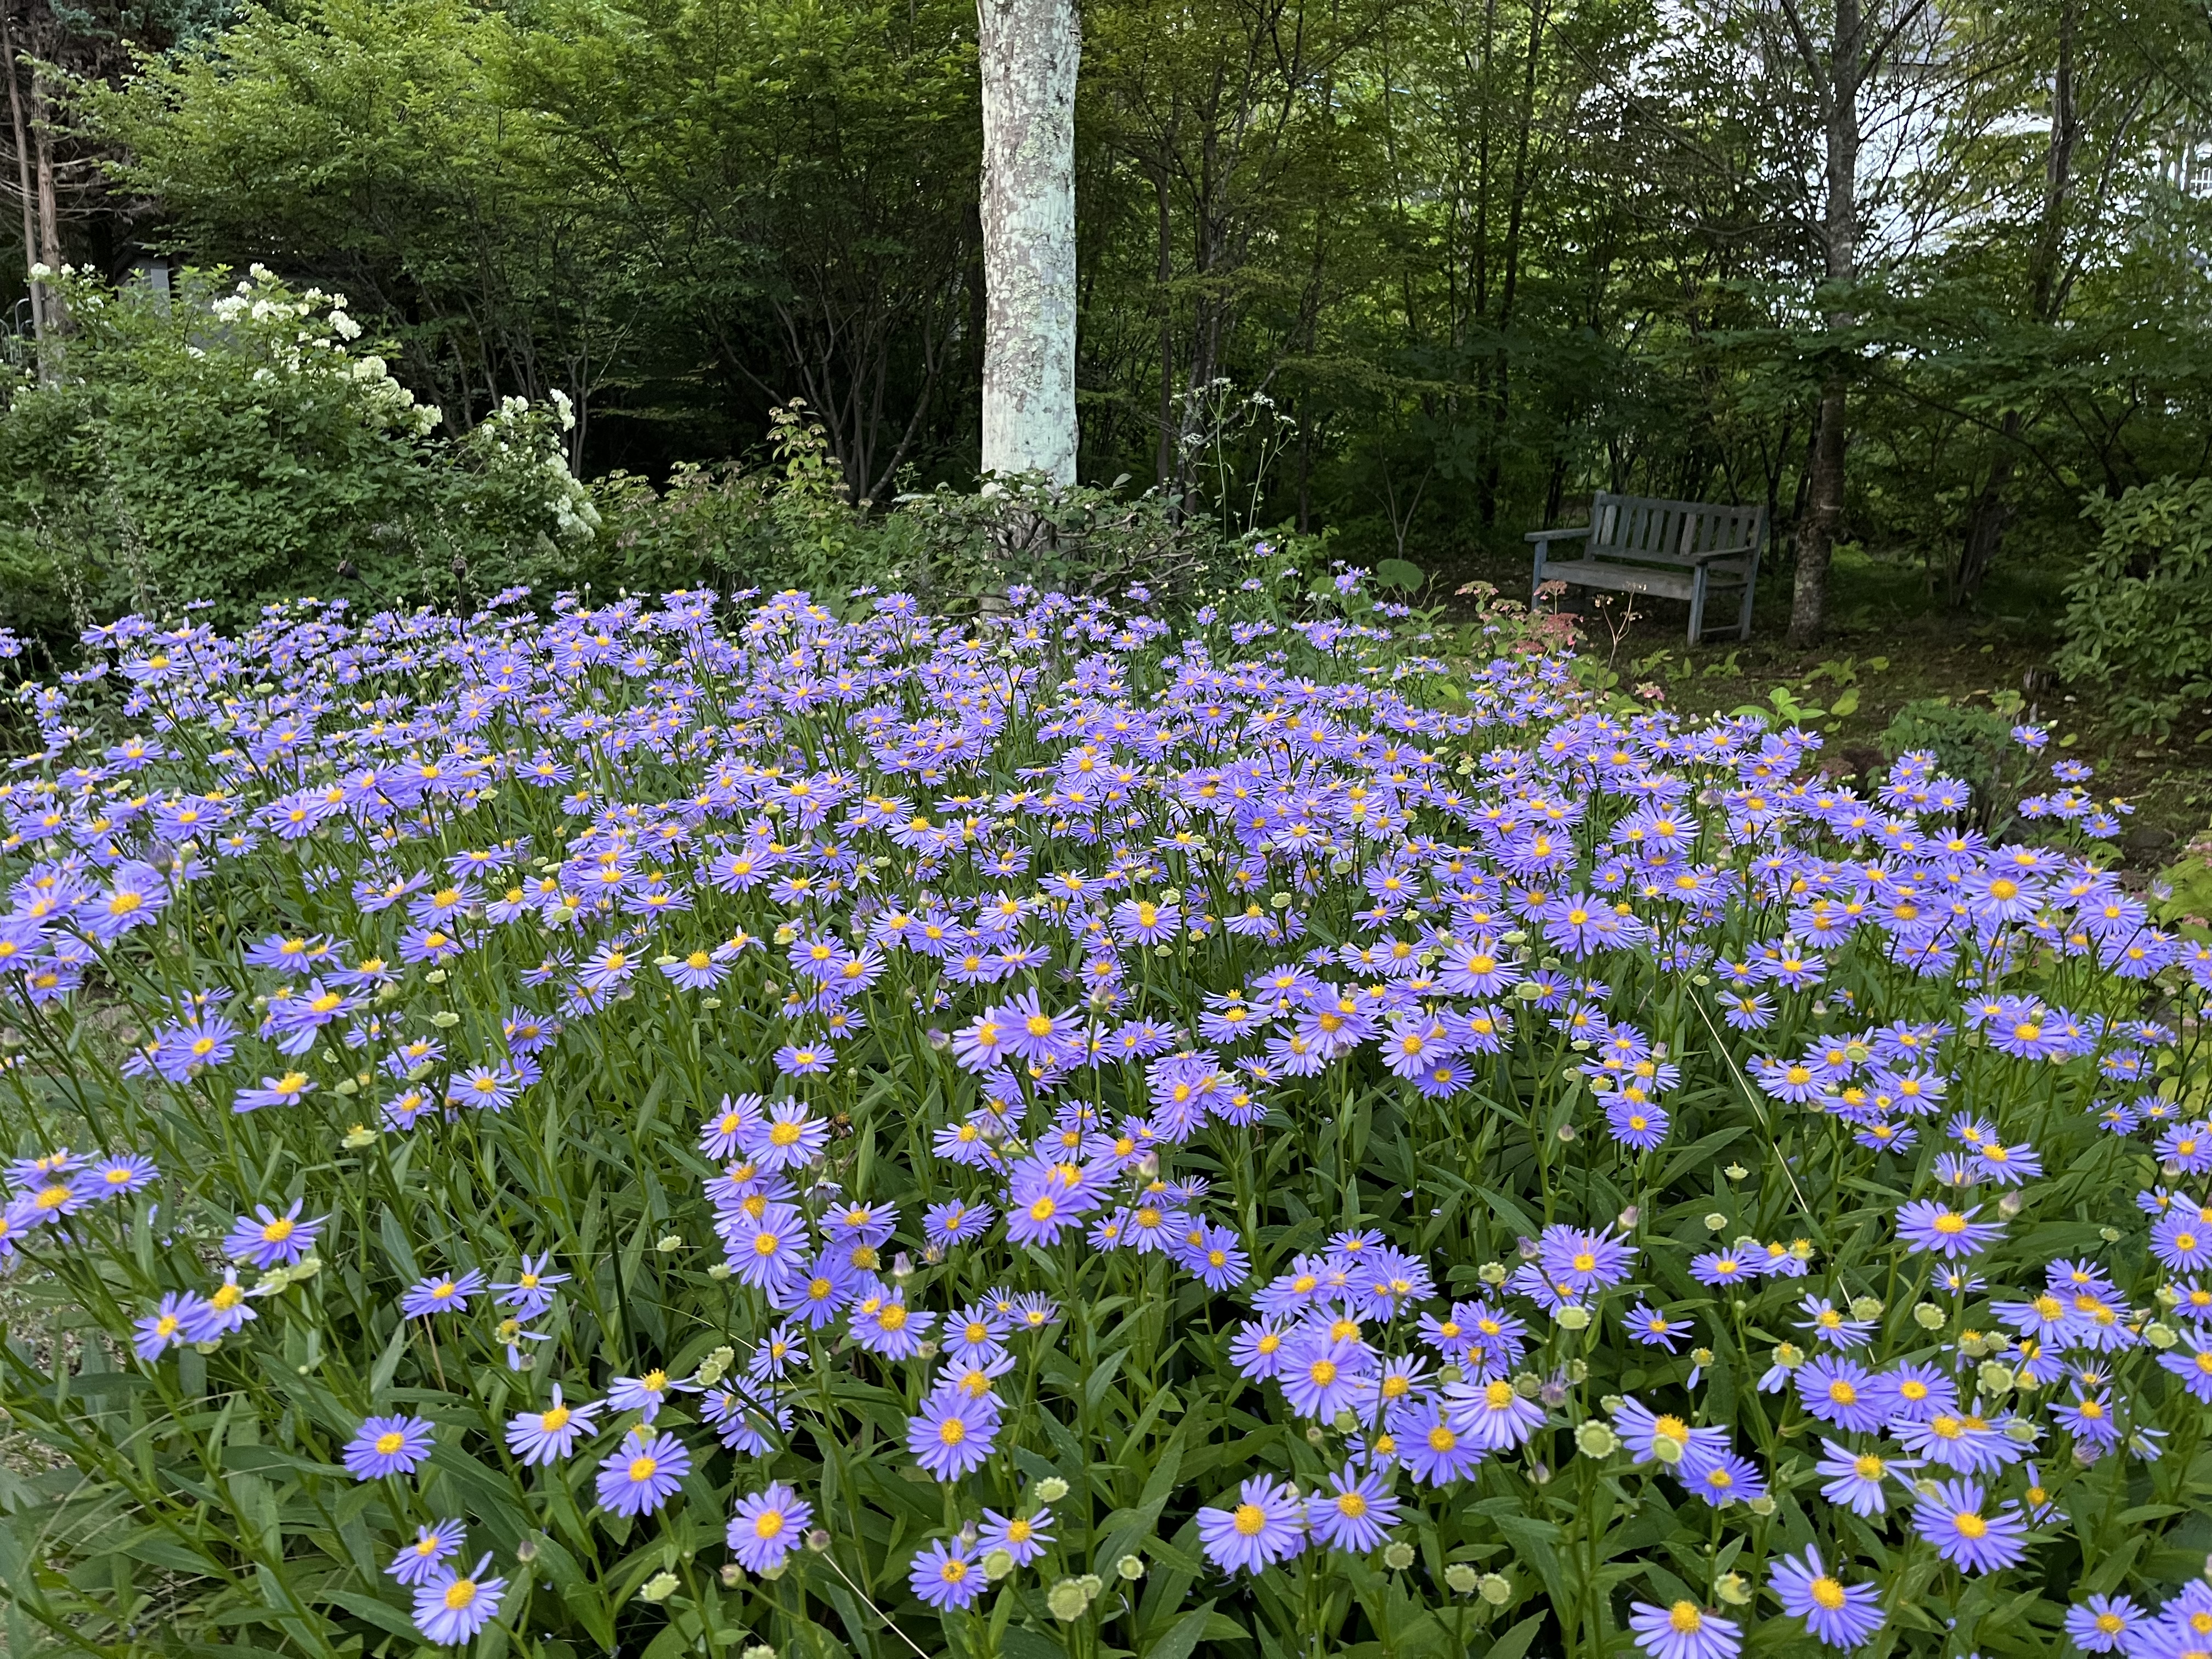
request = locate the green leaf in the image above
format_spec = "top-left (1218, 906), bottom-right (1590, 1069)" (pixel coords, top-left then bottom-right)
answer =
top-left (1142, 1598), bottom-right (1217, 1659)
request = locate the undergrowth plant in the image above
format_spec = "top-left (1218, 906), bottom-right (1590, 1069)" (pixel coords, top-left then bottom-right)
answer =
top-left (0, 571), bottom-right (2208, 1659)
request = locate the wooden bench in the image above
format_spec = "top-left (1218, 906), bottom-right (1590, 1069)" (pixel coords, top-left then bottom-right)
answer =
top-left (1528, 492), bottom-right (1769, 644)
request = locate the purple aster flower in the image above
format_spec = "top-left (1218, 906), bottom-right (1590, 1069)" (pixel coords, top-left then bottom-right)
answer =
top-left (1279, 1333), bottom-right (1371, 1420)
top-left (494, 1252), bottom-right (569, 1319)
top-left (1537, 1224), bottom-right (1636, 1295)
top-left (223, 1200), bottom-right (323, 1268)
top-left (909, 1538), bottom-right (987, 1609)
top-left (595, 1429), bottom-right (691, 1517)
top-left (1398, 1399), bottom-right (1484, 1485)
top-left (1895, 1199), bottom-right (2004, 1259)
top-left (923, 1197), bottom-right (994, 1249)
top-left (1628, 1600), bottom-right (1740, 1659)
top-left (727, 1482), bottom-right (814, 1573)
top-left (1623, 1302), bottom-right (1692, 1352)
top-left (411, 1553), bottom-right (505, 1646)
top-left (1196, 1476), bottom-right (1307, 1575)
top-left (1796, 1356), bottom-right (1885, 1433)
top-left (699, 1094), bottom-right (764, 1159)
top-left (401, 1268), bottom-right (488, 1318)
top-left (504, 1385), bottom-right (600, 1465)
top-left (387, 1520), bottom-right (466, 1587)
top-left (908, 1388), bottom-right (1000, 1480)
top-left (741, 1101), bottom-right (831, 1170)
top-left (343, 1414), bottom-right (436, 1480)
top-left (2065, 1593), bottom-right (2146, 1654)
top-left (1678, 1444), bottom-right (1766, 1507)
top-left (772, 1041), bottom-right (836, 1076)
top-left (1443, 1376), bottom-right (1548, 1452)
top-left (606, 1367), bottom-right (699, 1424)
top-left (1770, 1546), bottom-right (1883, 1649)
top-left (1613, 1398), bottom-right (1730, 1466)
top-left (1912, 1478), bottom-right (2029, 1573)
top-left (849, 1286), bottom-right (936, 1358)
top-left (182, 1272), bottom-right (257, 1342)
top-left (133, 1291), bottom-right (205, 1361)
top-left (1306, 1466), bottom-right (1400, 1553)
top-left (88, 1152), bottom-right (159, 1197)
top-left (977, 1505), bottom-right (1054, 1566)
top-left (1231, 1319), bottom-right (1292, 1380)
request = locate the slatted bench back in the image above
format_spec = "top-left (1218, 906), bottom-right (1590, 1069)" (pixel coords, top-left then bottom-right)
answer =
top-left (1592, 493), bottom-right (1764, 569)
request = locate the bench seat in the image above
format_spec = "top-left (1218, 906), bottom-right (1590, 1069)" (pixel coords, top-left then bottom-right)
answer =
top-left (1530, 492), bottom-right (1769, 644)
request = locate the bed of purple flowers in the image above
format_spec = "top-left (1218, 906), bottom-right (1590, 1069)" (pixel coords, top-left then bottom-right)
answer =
top-left (0, 572), bottom-right (2209, 1659)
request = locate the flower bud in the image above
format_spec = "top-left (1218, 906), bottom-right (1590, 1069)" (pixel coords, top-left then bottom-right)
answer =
top-left (1305, 1423), bottom-right (1327, 1444)
top-left (984, 1549), bottom-right (1017, 1581)
top-left (1528, 1462), bottom-right (1552, 1486)
top-left (1617, 1206), bottom-right (1640, 1231)
top-left (1116, 1554), bottom-right (1146, 1581)
top-left (639, 1571), bottom-right (679, 1602)
top-left (1690, 1347), bottom-right (1715, 1369)
top-left (1912, 1302), bottom-right (1946, 1330)
top-left (721, 1564), bottom-right (746, 1587)
top-left (1477, 1572), bottom-right (1513, 1606)
top-left (515, 1537), bottom-right (540, 1563)
top-left (707, 1262), bottom-right (733, 1280)
top-left (1849, 1297), bottom-right (1883, 1322)
top-left (1770, 1342), bottom-right (1805, 1370)
top-left (2098, 1226), bottom-right (2122, 1243)
top-left (1652, 1435), bottom-right (1685, 1465)
top-left (1716, 1572), bottom-right (1752, 1606)
top-left (1036, 1477), bottom-right (1071, 1502)
top-left (1703, 1212), bottom-right (1729, 1233)
top-left (1384, 1542), bottom-right (1417, 1570)
top-left (430, 1010), bottom-right (461, 1028)
top-left (656, 1234), bottom-right (684, 1254)
top-left (1479, 1261), bottom-right (1508, 1286)
top-left (1746, 1494), bottom-right (1777, 1517)
top-left (1444, 1564), bottom-right (1481, 1594)
top-left (1575, 1421), bottom-right (1620, 1458)
top-left (806, 1531), bottom-right (832, 1553)
top-left (1555, 1305), bottom-right (1591, 1331)
top-left (1977, 1361), bottom-right (2015, 1396)
top-left (2147, 1322), bottom-right (2179, 1350)
top-left (1723, 1164), bottom-right (1748, 1181)
top-left (742, 1647), bottom-right (778, 1659)
top-left (1997, 1189), bottom-right (2025, 1218)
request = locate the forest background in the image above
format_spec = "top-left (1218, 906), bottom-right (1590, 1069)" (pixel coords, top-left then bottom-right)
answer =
top-left (3, 0), bottom-right (2212, 768)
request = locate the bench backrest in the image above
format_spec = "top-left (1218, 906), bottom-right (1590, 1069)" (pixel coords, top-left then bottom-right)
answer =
top-left (1590, 492), bottom-right (1766, 568)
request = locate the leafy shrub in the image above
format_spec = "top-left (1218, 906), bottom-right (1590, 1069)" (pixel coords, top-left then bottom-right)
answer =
top-left (2053, 476), bottom-right (2212, 735)
top-left (1879, 697), bottom-right (2019, 833)
top-left (0, 266), bottom-right (599, 638)
top-left (0, 581), bottom-right (2208, 1659)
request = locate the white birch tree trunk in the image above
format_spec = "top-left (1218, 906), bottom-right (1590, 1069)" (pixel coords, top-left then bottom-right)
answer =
top-left (978, 0), bottom-right (1079, 486)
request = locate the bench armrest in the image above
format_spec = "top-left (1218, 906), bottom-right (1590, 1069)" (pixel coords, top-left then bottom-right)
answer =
top-left (1686, 542), bottom-right (1758, 566)
top-left (1525, 526), bottom-right (1591, 543)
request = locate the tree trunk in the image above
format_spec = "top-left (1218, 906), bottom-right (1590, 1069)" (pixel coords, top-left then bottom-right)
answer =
top-left (1954, 0), bottom-right (2078, 605)
top-left (1, 3), bottom-right (44, 374)
top-left (978, 0), bottom-right (1080, 485)
top-left (1788, 0), bottom-right (1861, 646)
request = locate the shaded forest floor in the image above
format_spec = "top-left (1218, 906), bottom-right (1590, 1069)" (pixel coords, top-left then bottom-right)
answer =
top-left (1435, 539), bottom-right (2212, 868)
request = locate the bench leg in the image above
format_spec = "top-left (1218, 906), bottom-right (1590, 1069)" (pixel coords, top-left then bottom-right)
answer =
top-left (1530, 543), bottom-right (1547, 610)
top-left (1686, 566), bottom-right (1708, 645)
top-left (1737, 568), bottom-right (1758, 640)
